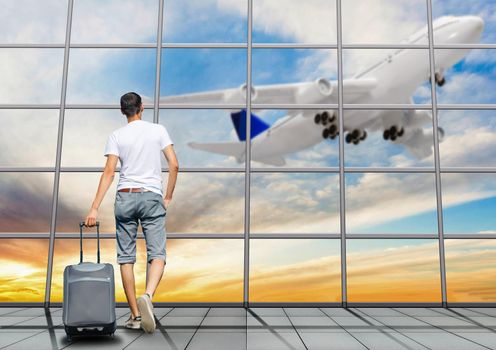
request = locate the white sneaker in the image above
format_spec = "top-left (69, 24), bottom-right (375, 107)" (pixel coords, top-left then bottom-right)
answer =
top-left (137, 294), bottom-right (156, 333)
top-left (125, 315), bottom-right (141, 330)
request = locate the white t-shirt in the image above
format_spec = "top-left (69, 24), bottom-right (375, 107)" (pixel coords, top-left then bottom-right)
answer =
top-left (103, 120), bottom-right (173, 196)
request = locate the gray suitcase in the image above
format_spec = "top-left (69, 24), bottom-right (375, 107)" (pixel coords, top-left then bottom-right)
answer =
top-left (63, 222), bottom-right (117, 341)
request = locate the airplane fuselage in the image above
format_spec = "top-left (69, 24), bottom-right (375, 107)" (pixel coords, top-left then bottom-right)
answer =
top-left (249, 16), bottom-right (484, 162)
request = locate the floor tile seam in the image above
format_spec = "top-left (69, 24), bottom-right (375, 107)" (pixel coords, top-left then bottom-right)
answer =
top-left (183, 307), bottom-right (211, 350)
top-left (392, 307), bottom-right (494, 350)
top-left (318, 307), bottom-right (370, 350)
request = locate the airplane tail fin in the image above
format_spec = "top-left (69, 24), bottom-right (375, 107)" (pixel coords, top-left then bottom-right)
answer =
top-left (230, 109), bottom-right (270, 141)
top-left (187, 141), bottom-right (246, 163)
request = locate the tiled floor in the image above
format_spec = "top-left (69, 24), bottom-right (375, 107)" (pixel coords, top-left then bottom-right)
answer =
top-left (1, 307), bottom-right (496, 349)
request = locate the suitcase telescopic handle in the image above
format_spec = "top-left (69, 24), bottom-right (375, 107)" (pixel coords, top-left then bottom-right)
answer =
top-left (79, 221), bottom-right (100, 264)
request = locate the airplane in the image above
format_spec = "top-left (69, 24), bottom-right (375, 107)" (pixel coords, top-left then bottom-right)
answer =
top-left (153, 15), bottom-right (485, 166)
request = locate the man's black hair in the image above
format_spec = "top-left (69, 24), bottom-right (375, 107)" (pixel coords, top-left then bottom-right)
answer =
top-left (120, 92), bottom-right (142, 117)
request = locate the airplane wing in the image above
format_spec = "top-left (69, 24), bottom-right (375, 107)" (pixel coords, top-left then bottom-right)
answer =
top-left (158, 78), bottom-right (377, 105)
top-left (187, 141), bottom-right (245, 162)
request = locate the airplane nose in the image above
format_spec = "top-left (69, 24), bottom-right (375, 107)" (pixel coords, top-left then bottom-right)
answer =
top-left (465, 15), bottom-right (485, 35)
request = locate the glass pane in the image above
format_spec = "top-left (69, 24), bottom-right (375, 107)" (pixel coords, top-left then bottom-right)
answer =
top-left (0, 0), bottom-right (67, 44)
top-left (345, 173), bottom-right (438, 234)
top-left (435, 49), bottom-right (496, 104)
top-left (252, 0), bottom-right (337, 44)
top-left (248, 109), bottom-right (339, 168)
top-left (438, 110), bottom-right (496, 168)
top-left (442, 173), bottom-right (496, 234)
top-left (66, 49), bottom-right (156, 104)
top-left (347, 239), bottom-right (441, 302)
top-left (433, 0), bottom-right (490, 44)
top-left (163, 0), bottom-right (247, 43)
top-left (342, 0), bottom-right (427, 44)
top-left (0, 239), bottom-right (48, 302)
top-left (159, 109), bottom-right (245, 168)
top-left (445, 239), bottom-right (496, 302)
top-left (250, 173), bottom-right (340, 234)
top-left (0, 109), bottom-right (58, 167)
top-left (252, 49), bottom-right (337, 105)
top-left (71, 0), bottom-right (158, 43)
top-left (249, 239), bottom-right (341, 302)
top-left (160, 48), bottom-right (247, 105)
top-left (0, 49), bottom-right (64, 104)
top-left (51, 238), bottom-right (244, 302)
top-left (168, 173), bottom-right (245, 233)
top-left (154, 239), bottom-right (244, 301)
top-left (57, 173), bottom-right (119, 234)
top-left (61, 109), bottom-right (153, 167)
top-left (343, 49), bottom-right (432, 105)
top-left (56, 172), bottom-right (245, 234)
top-left (0, 173), bottom-right (54, 233)
top-left (344, 110), bottom-right (436, 168)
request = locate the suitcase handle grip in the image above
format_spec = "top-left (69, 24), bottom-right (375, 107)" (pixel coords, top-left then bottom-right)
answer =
top-left (79, 221), bottom-right (100, 264)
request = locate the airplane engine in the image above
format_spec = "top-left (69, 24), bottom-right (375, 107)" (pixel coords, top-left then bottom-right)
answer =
top-left (238, 83), bottom-right (258, 101)
top-left (296, 78), bottom-right (333, 104)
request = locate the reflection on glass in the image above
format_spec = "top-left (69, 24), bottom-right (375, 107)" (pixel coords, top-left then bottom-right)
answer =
top-left (66, 49), bottom-right (156, 104)
top-left (247, 109), bottom-right (339, 168)
top-left (71, 0), bottom-right (158, 43)
top-left (438, 110), bottom-right (496, 168)
top-left (435, 49), bottom-right (496, 105)
top-left (442, 173), bottom-right (496, 234)
top-left (0, 239), bottom-right (48, 302)
top-left (344, 110), bottom-right (435, 168)
top-left (347, 239), bottom-right (441, 302)
top-left (0, 173), bottom-right (53, 233)
top-left (166, 173), bottom-right (245, 233)
top-left (345, 173), bottom-right (438, 234)
top-left (0, 49), bottom-right (64, 104)
top-left (342, 0), bottom-right (427, 44)
top-left (445, 239), bottom-right (496, 302)
top-left (159, 109), bottom-right (245, 168)
top-left (160, 48), bottom-right (247, 105)
top-left (433, 0), bottom-right (492, 44)
top-left (62, 109), bottom-right (153, 167)
top-left (51, 238), bottom-right (244, 302)
top-left (250, 173), bottom-right (340, 233)
top-left (249, 239), bottom-right (341, 302)
top-left (163, 0), bottom-right (247, 43)
top-left (343, 49), bottom-right (432, 105)
top-left (252, 0), bottom-right (337, 44)
top-left (252, 49), bottom-right (337, 104)
top-left (0, 0), bottom-right (68, 44)
top-left (0, 110), bottom-right (58, 167)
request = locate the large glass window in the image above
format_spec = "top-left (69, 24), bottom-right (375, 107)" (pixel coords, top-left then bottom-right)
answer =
top-left (0, 0), bottom-right (494, 305)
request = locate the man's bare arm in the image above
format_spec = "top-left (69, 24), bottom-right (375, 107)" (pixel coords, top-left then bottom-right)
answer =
top-left (162, 145), bottom-right (179, 208)
top-left (84, 154), bottom-right (119, 226)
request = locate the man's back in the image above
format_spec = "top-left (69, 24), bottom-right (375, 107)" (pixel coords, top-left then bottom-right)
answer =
top-left (104, 120), bottom-right (173, 196)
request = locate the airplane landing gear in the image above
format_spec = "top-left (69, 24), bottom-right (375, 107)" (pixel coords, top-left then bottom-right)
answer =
top-left (345, 129), bottom-right (367, 145)
top-left (316, 111), bottom-right (339, 140)
top-left (383, 126), bottom-right (405, 141)
top-left (430, 71), bottom-right (446, 87)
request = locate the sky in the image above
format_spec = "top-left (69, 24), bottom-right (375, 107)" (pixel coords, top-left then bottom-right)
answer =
top-left (0, 0), bottom-right (495, 302)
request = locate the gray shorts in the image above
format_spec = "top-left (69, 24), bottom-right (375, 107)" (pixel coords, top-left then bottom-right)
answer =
top-left (114, 190), bottom-right (167, 264)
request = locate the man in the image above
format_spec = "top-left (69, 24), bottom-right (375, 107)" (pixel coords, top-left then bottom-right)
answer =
top-left (84, 91), bottom-right (179, 333)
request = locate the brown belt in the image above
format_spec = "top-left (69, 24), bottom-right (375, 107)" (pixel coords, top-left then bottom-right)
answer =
top-left (118, 188), bottom-right (151, 193)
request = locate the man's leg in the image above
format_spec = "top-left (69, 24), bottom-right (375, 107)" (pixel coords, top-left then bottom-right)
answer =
top-left (120, 263), bottom-right (140, 318)
top-left (145, 258), bottom-right (165, 299)
top-left (137, 191), bottom-right (167, 333)
top-left (115, 191), bottom-right (140, 318)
